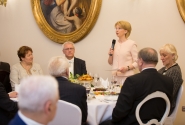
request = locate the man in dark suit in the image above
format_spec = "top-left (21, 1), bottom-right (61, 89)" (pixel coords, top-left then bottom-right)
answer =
top-left (48, 56), bottom-right (87, 125)
top-left (62, 41), bottom-right (87, 76)
top-left (9, 76), bottom-right (59, 125)
top-left (0, 82), bottom-right (18, 125)
top-left (0, 62), bottom-right (12, 93)
top-left (100, 47), bottom-right (174, 125)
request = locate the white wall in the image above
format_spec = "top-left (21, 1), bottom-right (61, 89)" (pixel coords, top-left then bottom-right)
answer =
top-left (0, 0), bottom-right (185, 124)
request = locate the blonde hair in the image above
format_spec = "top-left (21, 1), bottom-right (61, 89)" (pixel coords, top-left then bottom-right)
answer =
top-left (159, 44), bottom-right (178, 61)
top-left (115, 20), bottom-right (132, 38)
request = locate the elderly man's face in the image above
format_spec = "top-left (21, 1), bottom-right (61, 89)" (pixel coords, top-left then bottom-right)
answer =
top-left (63, 43), bottom-right (75, 60)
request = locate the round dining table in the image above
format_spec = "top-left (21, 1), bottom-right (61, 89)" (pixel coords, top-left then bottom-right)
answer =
top-left (87, 95), bottom-right (117, 125)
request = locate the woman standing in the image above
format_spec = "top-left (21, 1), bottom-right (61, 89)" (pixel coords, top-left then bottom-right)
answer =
top-left (10, 46), bottom-right (43, 91)
top-left (158, 44), bottom-right (183, 115)
top-left (108, 20), bottom-right (138, 84)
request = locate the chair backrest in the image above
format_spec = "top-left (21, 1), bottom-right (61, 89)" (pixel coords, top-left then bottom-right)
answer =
top-left (48, 100), bottom-right (82, 125)
top-left (164, 85), bottom-right (184, 125)
top-left (136, 91), bottom-right (170, 125)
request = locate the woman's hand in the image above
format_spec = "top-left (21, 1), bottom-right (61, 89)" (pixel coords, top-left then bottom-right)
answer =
top-left (8, 91), bottom-right (18, 98)
top-left (108, 48), bottom-right (114, 65)
top-left (118, 67), bottom-right (128, 73)
top-left (108, 48), bottom-right (114, 56)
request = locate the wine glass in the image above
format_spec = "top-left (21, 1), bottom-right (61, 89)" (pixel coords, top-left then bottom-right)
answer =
top-left (94, 73), bottom-right (99, 87)
top-left (88, 72), bottom-right (93, 78)
top-left (84, 83), bottom-right (91, 97)
top-left (111, 75), bottom-right (117, 85)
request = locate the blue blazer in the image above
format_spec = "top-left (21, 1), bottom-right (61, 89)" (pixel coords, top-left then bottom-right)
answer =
top-left (9, 113), bottom-right (26, 125)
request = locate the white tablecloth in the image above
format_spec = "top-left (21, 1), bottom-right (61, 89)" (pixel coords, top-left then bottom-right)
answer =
top-left (11, 95), bottom-right (117, 125)
top-left (87, 95), bottom-right (116, 125)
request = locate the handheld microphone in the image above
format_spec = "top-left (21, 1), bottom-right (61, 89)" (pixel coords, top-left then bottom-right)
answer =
top-left (109, 39), bottom-right (116, 56)
top-left (111, 39), bottom-right (116, 50)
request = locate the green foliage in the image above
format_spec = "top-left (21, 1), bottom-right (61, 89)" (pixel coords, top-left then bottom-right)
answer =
top-left (69, 73), bottom-right (80, 83)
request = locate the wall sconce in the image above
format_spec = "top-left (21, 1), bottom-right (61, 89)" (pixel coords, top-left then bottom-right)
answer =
top-left (0, 0), bottom-right (7, 7)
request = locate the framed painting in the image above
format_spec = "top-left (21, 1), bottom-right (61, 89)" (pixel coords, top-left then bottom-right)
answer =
top-left (31, 0), bottom-right (102, 43)
top-left (176, 0), bottom-right (185, 23)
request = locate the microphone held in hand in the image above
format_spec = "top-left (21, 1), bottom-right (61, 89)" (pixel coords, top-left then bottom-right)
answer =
top-left (111, 39), bottom-right (116, 50)
top-left (109, 39), bottom-right (116, 56)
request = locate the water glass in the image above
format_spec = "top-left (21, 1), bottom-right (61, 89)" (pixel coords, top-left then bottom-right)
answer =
top-left (94, 73), bottom-right (99, 87)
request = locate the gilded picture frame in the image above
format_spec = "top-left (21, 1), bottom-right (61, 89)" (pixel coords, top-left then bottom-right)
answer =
top-left (176, 0), bottom-right (185, 23)
top-left (31, 0), bottom-right (102, 44)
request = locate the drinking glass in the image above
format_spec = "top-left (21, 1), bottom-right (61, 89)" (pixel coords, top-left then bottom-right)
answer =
top-left (84, 83), bottom-right (91, 96)
top-left (88, 72), bottom-right (93, 78)
top-left (111, 75), bottom-right (117, 85)
top-left (93, 73), bottom-right (99, 87)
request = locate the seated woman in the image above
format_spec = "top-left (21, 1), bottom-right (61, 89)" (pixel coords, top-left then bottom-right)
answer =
top-left (158, 44), bottom-right (183, 115)
top-left (10, 46), bottom-right (43, 91)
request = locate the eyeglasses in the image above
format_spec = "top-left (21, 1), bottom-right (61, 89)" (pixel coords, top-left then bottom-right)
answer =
top-left (63, 48), bottom-right (74, 51)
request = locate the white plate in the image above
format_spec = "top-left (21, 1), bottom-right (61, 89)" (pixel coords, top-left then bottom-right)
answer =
top-left (104, 95), bottom-right (118, 101)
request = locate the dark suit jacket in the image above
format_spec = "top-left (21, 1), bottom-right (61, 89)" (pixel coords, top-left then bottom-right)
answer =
top-left (0, 62), bottom-right (12, 93)
top-left (0, 82), bottom-right (18, 125)
top-left (8, 113), bottom-right (26, 125)
top-left (74, 57), bottom-right (87, 76)
top-left (110, 69), bottom-right (173, 125)
top-left (56, 77), bottom-right (87, 124)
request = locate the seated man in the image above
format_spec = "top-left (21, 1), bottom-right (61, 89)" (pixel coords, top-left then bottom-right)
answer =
top-left (62, 41), bottom-right (87, 76)
top-left (48, 56), bottom-right (87, 125)
top-left (100, 47), bottom-right (174, 125)
top-left (0, 82), bottom-right (18, 125)
top-left (9, 75), bottom-right (59, 125)
top-left (0, 61), bottom-right (12, 93)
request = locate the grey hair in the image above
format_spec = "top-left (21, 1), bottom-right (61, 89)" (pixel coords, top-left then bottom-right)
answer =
top-left (18, 75), bottom-right (58, 112)
top-left (138, 47), bottom-right (158, 64)
top-left (48, 56), bottom-right (69, 77)
top-left (62, 41), bottom-right (75, 50)
top-left (159, 44), bottom-right (178, 61)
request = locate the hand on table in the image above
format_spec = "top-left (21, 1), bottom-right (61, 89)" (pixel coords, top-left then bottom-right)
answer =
top-left (8, 91), bottom-right (18, 98)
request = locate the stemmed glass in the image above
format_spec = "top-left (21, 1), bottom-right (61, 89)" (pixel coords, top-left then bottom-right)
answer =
top-left (88, 72), bottom-right (94, 78)
top-left (111, 75), bottom-right (121, 93)
top-left (111, 75), bottom-right (117, 85)
top-left (93, 73), bottom-right (99, 87)
top-left (84, 83), bottom-right (91, 97)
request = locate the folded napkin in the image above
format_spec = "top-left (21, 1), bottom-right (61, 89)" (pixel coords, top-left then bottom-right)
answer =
top-left (99, 77), bottom-right (109, 88)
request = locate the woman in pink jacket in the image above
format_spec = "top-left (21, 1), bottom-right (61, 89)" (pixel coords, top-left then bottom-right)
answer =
top-left (108, 20), bottom-right (138, 84)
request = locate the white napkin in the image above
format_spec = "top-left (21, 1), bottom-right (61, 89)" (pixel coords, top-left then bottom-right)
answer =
top-left (99, 77), bottom-right (109, 88)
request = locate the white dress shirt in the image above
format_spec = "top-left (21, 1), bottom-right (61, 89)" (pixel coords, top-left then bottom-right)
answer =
top-left (67, 57), bottom-right (74, 76)
top-left (18, 111), bottom-right (43, 125)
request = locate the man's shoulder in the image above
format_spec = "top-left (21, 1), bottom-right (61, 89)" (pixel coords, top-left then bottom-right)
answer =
top-left (74, 57), bottom-right (85, 62)
top-left (69, 82), bottom-right (86, 90)
top-left (0, 62), bottom-right (10, 72)
top-left (9, 113), bottom-right (26, 125)
top-left (0, 62), bottom-right (10, 66)
top-left (58, 78), bottom-right (86, 90)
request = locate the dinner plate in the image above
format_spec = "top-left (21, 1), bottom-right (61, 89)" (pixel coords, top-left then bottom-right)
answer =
top-left (104, 95), bottom-right (118, 101)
